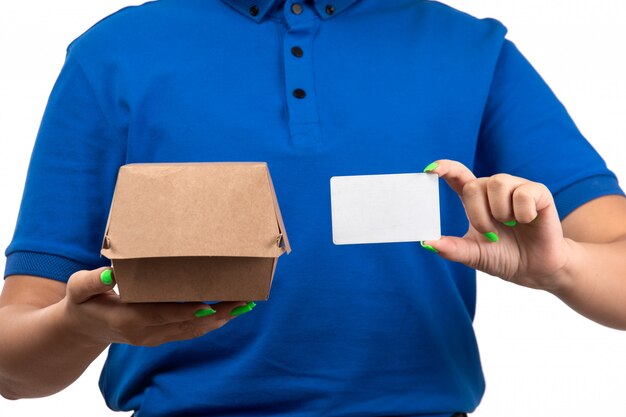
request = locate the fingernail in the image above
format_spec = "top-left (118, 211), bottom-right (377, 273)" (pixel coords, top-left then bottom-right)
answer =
top-left (503, 220), bottom-right (517, 227)
top-left (194, 308), bottom-right (217, 318)
top-left (484, 232), bottom-right (499, 242)
top-left (247, 301), bottom-right (257, 309)
top-left (420, 241), bottom-right (439, 253)
top-left (100, 269), bottom-right (113, 285)
top-left (230, 305), bottom-right (253, 317)
top-left (423, 161), bottom-right (438, 173)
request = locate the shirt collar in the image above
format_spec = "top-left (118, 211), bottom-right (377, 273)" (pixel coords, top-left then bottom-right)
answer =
top-left (220, 0), bottom-right (360, 23)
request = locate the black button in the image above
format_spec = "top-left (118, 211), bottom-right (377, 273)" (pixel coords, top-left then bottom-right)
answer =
top-left (325, 4), bottom-right (335, 15)
top-left (249, 5), bottom-right (259, 16)
top-left (293, 88), bottom-right (306, 99)
top-left (291, 3), bottom-right (303, 15)
top-left (291, 46), bottom-right (303, 58)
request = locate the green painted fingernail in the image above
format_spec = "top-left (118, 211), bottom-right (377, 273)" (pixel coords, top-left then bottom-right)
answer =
top-left (423, 161), bottom-right (438, 173)
top-left (247, 301), bottom-right (257, 308)
top-left (100, 269), bottom-right (113, 285)
top-left (194, 308), bottom-right (216, 318)
top-left (420, 241), bottom-right (439, 253)
top-left (230, 305), bottom-right (253, 317)
top-left (484, 232), bottom-right (499, 242)
top-left (503, 220), bottom-right (517, 227)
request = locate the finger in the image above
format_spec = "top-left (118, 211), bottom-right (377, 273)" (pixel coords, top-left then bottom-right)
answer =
top-left (512, 182), bottom-right (554, 224)
top-left (167, 318), bottom-right (231, 344)
top-left (138, 317), bottom-right (232, 347)
top-left (165, 301), bottom-right (255, 342)
top-left (128, 301), bottom-right (249, 326)
top-left (462, 178), bottom-right (499, 239)
top-left (67, 267), bottom-right (116, 304)
top-left (424, 159), bottom-right (476, 196)
top-left (426, 160), bottom-right (500, 241)
top-left (421, 236), bottom-right (481, 269)
top-left (124, 301), bottom-right (251, 346)
top-left (210, 301), bottom-right (255, 319)
top-left (486, 174), bottom-right (526, 224)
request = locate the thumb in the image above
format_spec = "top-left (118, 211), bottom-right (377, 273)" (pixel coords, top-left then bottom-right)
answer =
top-left (421, 236), bottom-right (481, 269)
top-left (66, 267), bottom-right (116, 304)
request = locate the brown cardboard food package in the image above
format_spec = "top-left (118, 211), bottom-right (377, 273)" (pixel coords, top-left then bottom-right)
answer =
top-left (100, 162), bottom-right (291, 302)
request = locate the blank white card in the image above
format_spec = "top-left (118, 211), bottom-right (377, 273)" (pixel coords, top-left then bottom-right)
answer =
top-left (330, 173), bottom-right (440, 245)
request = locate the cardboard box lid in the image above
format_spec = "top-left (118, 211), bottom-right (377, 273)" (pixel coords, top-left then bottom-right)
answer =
top-left (101, 162), bottom-right (291, 260)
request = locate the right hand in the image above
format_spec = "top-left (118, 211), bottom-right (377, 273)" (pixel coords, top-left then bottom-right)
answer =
top-left (57, 267), bottom-right (250, 348)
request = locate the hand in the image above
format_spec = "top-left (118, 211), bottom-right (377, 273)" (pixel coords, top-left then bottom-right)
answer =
top-left (56, 267), bottom-right (251, 348)
top-left (422, 159), bottom-right (572, 290)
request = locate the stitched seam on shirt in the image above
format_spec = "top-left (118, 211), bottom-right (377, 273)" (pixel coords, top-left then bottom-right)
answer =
top-left (276, 23), bottom-right (290, 131)
top-left (552, 174), bottom-right (621, 198)
top-left (4, 250), bottom-right (103, 280)
top-left (475, 37), bottom-right (508, 166)
top-left (70, 54), bottom-right (127, 149)
top-left (308, 18), bottom-right (323, 144)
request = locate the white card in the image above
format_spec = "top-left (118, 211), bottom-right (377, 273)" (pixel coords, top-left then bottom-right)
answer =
top-left (330, 173), bottom-right (440, 245)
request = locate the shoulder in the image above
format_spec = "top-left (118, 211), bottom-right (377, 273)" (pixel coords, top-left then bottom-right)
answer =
top-left (360, 1), bottom-right (509, 60)
top-left (416, 0), bottom-right (508, 37)
top-left (385, 0), bottom-right (510, 58)
top-left (409, 1), bottom-right (510, 67)
top-left (68, 1), bottom-right (163, 54)
top-left (65, 0), bottom-right (228, 60)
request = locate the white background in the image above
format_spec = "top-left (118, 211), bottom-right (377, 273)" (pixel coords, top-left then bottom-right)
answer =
top-left (1, 1), bottom-right (625, 416)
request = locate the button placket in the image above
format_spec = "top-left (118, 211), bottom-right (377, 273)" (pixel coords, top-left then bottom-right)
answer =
top-left (282, 2), bottom-right (323, 147)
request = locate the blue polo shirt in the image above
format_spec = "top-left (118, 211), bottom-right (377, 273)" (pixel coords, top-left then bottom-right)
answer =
top-left (5, 0), bottom-right (623, 415)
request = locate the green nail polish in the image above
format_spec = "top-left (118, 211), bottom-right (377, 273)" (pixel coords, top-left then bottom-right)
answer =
top-left (100, 269), bottom-right (113, 286)
top-left (484, 232), bottom-right (499, 242)
top-left (230, 305), bottom-right (253, 317)
top-left (420, 241), bottom-right (439, 253)
top-left (247, 301), bottom-right (257, 309)
top-left (503, 220), bottom-right (517, 227)
top-left (423, 161), bottom-right (438, 173)
top-left (194, 308), bottom-right (217, 318)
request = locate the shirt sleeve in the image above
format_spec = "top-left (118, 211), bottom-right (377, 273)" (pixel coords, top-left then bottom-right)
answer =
top-left (4, 49), bottom-right (126, 283)
top-left (474, 39), bottom-right (624, 219)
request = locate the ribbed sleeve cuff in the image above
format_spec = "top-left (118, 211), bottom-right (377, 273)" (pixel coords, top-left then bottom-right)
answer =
top-left (553, 175), bottom-right (625, 220)
top-left (4, 251), bottom-right (106, 283)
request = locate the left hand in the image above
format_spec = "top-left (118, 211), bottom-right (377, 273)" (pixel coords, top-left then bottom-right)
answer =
top-left (421, 159), bottom-right (572, 290)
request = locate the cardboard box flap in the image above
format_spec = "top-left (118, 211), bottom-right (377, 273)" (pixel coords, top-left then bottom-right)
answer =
top-left (266, 168), bottom-right (291, 254)
top-left (101, 163), bottom-right (287, 259)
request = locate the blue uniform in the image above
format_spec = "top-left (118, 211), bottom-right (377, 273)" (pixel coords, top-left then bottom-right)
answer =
top-left (5, 0), bottom-right (623, 415)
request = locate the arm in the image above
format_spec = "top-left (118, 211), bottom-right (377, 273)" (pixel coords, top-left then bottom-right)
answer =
top-left (0, 268), bottom-right (248, 400)
top-left (0, 275), bottom-right (105, 399)
top-left (422, 160), bottom-right (626, 330)
top-left (556, 195), bottom-right (626, 329)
